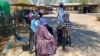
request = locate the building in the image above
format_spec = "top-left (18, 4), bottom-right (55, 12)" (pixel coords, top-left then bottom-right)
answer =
top-left (52, 2), bottom-right (99, 13)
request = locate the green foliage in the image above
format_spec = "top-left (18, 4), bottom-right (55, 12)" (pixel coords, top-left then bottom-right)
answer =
top-left (79, 0), bottom-right (88, 4)
top-left (0, 1), bottom-right (10, 15)
top-left (79, 0), bottom-right (89, 7)
top-left (0, 13), bottom-right (13, 36)
top-left (79, 0), bottom-right (89, 5)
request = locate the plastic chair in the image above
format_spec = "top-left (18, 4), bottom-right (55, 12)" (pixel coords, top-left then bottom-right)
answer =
top-left (11, 28), bottom-right (29, 56)
top-left (11, 28), bottom-right (29, 44)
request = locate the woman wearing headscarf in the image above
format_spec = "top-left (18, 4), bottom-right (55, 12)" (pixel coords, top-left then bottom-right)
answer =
top-left (60, 13), bottom-right (71, 50)
top-left (39, 13), bottom-right (54, 35)
top-left (35, 19), bottom-right (57, 56)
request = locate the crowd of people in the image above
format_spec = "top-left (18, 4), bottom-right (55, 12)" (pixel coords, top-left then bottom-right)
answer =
top-left (29, 2), bottom-right (71, 56)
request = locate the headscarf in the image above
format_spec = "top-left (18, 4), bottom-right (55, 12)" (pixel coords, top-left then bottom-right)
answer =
top-left (40, 18), bottom-right (47, 25)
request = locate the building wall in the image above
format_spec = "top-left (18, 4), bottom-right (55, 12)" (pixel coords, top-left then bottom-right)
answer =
top-left (89, 0), bottom-right (100, 12)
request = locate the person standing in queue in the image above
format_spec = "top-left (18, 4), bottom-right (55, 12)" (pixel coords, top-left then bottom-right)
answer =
top-left (29, 13), bottom-right (40, 53)
top-left (35, 18), bottom-right (57, 56)
top-left (57, 2), bottom-right (65, 43)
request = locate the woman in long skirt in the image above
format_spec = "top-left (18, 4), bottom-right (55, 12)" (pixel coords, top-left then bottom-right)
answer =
top-left (35, 19), bottom-right (57, 56)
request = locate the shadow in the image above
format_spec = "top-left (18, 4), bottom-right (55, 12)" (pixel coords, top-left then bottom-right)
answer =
top-left (45, 16), bottom-right (100, 55)
top-left (70, 23), bottom-right (100, 55)
top-left (44, 17), bottom-right (57, 26)
top-left (71, 23), bottom-right (100, 48)
top-left (16, 51), bottom-right (24, 56)
top-left (16, 45), bottom-right (30, 56)
top-left (14, 45), bottom-right (29, 56)
top-left (22, 45), bottom-right (29, 51)
top-left (6, 16), bottom-right (100, 56)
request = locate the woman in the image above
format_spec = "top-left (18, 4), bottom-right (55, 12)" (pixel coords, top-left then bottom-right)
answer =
top-left (39, 14), bottom-right (54, 35)
top-left (60, 13), bottom-right (71, 50)
top-left (35, 19), bottom-right (57, 56)
top-left (30, 13), bottom-right (39, 53)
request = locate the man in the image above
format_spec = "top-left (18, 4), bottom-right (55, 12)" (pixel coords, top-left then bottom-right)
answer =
top-left (57, 2), bottom-right (65, 43)
top-left (57, 2), bottom-right (65, 25)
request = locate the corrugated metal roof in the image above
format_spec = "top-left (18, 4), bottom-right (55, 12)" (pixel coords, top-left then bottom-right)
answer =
top-left (53, 3), bottom-right (98, 6)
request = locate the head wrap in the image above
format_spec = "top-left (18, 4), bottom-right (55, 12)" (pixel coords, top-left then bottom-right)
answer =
top-left (40, 18), bottom-right (47, 25)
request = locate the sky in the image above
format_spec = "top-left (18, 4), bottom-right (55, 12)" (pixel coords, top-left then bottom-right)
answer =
top-left (28, 0), bottom-right (69, 5)
top-left (57, 0), bottom-right (67, 3)
top-left (0, 0), bottom-right (78, 5)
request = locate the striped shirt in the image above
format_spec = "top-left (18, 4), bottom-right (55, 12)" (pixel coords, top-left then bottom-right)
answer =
top-left (58, 18), bottom-right (71, 30)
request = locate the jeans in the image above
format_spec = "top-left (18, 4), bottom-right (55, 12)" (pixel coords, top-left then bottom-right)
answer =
top-left (29, 32), bottom-right (35, 53)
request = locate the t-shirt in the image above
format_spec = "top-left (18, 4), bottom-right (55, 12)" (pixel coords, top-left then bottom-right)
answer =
top-left (57, 8), bottom-right (65, 25)
top-left (31, 19), bottom-right (39, 32)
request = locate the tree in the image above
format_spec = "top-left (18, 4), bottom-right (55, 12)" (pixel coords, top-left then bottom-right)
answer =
top-left (53, 0), bottom-right (57, 4)
top-left (79, 0), bottom-right (89, 5)
top-left (79, 0), bottom-right (89, 13)
top-left (31, 0), bottom-right (37, 5)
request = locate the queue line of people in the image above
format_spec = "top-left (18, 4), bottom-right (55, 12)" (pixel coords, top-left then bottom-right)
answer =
top-left (29, 11), bottom-right (56, 56)
top-left (29, 2), bottom-right (71, 56)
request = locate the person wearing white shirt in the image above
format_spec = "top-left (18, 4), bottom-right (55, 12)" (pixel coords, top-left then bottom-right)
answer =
top-left (57, 2), bottom-right (65, 25)
top-left (57, 2), bottom-right (65, 43)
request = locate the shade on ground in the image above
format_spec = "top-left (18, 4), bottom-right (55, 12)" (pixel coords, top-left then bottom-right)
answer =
top-left (6, 14), bottom-right (100, 56)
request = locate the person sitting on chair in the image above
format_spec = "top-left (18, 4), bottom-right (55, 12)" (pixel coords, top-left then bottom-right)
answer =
top-left (40, 18), bottom-right (54, 36)
top-left (35, 19), bottom-right (57, 56)
top-left (39, 13), bottom-right (54, 35)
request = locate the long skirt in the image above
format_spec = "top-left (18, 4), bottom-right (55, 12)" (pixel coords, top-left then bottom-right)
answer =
top-left (36, 38), bottom-right (56, 56)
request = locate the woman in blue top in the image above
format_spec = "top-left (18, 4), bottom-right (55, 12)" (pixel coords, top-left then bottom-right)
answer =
top-left (30, 13), bottom-right (40, 53)
top-left (31, 14), bottom-right (39, 32)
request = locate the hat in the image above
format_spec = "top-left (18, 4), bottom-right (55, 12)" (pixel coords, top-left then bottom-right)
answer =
top-left (40, 18), bottom-right (47, 25)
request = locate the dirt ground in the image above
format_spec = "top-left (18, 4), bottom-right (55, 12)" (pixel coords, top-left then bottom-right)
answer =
top-left (1, 13), bottom-right (100, 56)
top-left (0, 36), bottom-right (12, 54)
